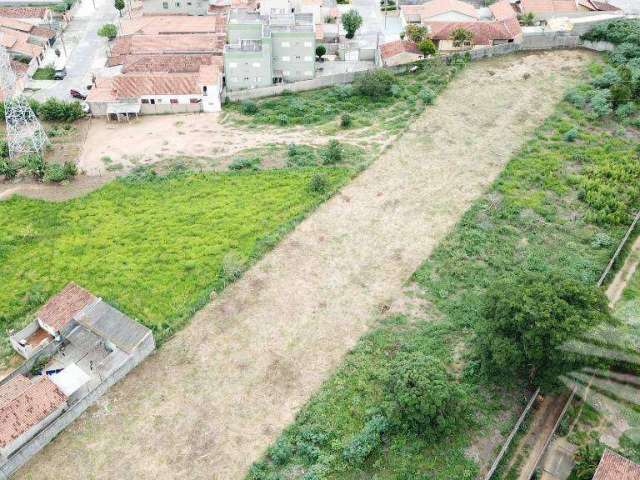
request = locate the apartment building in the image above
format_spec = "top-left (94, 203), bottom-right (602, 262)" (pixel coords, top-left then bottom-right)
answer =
top-left (224, 9), bottom-right (315, 91)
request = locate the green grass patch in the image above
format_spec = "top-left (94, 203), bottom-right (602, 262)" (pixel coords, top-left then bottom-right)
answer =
top-left (0, 168), bottom-right (351, 365)
top-left (32, 67), bottom-right (55, 80)
top-left (224, 57), bottom-right (466, 132)
top-left (247, 67), bottom-right (640, 479)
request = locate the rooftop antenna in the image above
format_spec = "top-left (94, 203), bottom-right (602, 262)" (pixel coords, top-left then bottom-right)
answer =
top-left (0, 46), bottom-right (48, 160)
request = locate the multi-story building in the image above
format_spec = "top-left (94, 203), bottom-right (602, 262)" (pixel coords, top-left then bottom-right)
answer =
top-left (224, 9), bottom-right (315, 91)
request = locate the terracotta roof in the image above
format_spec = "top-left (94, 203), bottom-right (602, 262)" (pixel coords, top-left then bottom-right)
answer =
top-left (380, 39), bottom-right (420, 58)
top-left (0, 375), bottom-right (67, 449)
top-left (0, 7), bottom-right (49, 19)
top-left (31, 25), bottom-right (56, 39)
top-left (0, 26), bottom-right (43, 58)
top-left (520, 0), bottom-right (578, 13)
top-left (122, 53), bottom-right (219, 73)
top-left (120, 15), bottom-right (225, 35)
top-left (489, 0), bottom-right (518, 20)
top-left (36, 282), bottom-right (97, 333)
top-left (0, 16), bottom-right (32, 32)
top-left (578, 0), bottom-right (619, 10)
top-left (402, 0), bottom-right (478, 21)
top-left (429, 18), bottom-right (521, 43)
top-left (11, 59), bottom-right (28, 75)
top-left (593, 450), bottom-right (640, 480)
top-left (108, 34), bottom-right (224, 66)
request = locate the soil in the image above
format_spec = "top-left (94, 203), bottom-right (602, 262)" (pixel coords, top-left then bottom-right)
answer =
top-left (0, 175), bottom-right (113, 202)
top-left (16, 50), bottom-right (595, 480)
top-left (606, 235), bottom-right (640, 307)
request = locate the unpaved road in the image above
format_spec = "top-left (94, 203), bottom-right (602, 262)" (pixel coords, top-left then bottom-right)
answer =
top-left (18, 50), bottom-right (594, 480)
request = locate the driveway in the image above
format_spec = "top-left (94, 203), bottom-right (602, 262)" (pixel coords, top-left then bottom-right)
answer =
top-left (32, 0), bottom-right (119, 101)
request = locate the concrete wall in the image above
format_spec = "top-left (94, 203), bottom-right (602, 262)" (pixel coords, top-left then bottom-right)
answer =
top-left (225, 46), bottom-right (274, 91)
top-left (0, 336), bottom-right (155, 479)
top-left (142, 0), bottom-right (208, 15)
top-left (140, 102), bottom-right (203, 114)
top-left (271, 30), bottom-right (315, 82)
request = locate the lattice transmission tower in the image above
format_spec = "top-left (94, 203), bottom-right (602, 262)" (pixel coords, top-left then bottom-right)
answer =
top-left (0, 47), bottom-right (47, 160)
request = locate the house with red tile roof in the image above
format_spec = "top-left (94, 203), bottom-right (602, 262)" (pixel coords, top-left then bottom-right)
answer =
top-left (119, 14), bottom-right (226, 36)
top-left (577, 0), bottom-right (620, 11)
top-left (518, 0), bottom-right (578, 16)
top-left (427, 17), bottom-right (522, 50)
top-left (378, 39), bottom-right (423, 66)
top-left (401, 0), bottom-right (479, 25)
top-left (593, 450), bottom-right (640, 480)
top-left (0, 375), bottom-right (67, 459)
top-left (0, 7), bottom-right (52, 26)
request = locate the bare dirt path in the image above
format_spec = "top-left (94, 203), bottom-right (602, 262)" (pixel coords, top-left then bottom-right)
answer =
top-left (17, 50), bottom-right (593, 480)
top-left (606, 235), bottom-right (640, 307)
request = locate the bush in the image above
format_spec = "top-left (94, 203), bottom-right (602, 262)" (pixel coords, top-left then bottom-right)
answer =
top-left (43, 163), bottom-right (67, 182)
top-left (418, 87), bottom-right (435, 105)
top-left (589, 90), bottom-right (612, 118)
top-left (241, 100), bottom-right (259, 115)
top-left (287, 144), bottom-right (317, 167)
top-left (341, 9), bottom-right (363, 39)
top-left (564, 127), bottom-right (578, 142)
top-left (342, 415), bottom-right (389, 465)
top-left (616, 102), bottom-right (637, 119)
top-left (267, 438), bottom-right (293, 465)
top-left (332, 84), bottom-right (354, 99)
top-left (386, 352), bottom-right (466, 435)
top-left (315, 44), bottom-right (326, 60)
top-left (0, 158), bottom-right (18, 180)
top-left (229, 156), bottom-right (261, 170)
top-left (476, 270), bottom-right (614, 391)
top-left (354, 69), bottom-right (396, 99)
top-left (417, 38), bottom-right (436, 57)
top-left (221, 250), bottom-right (245, 282)
top-left (21, 154), bottom-right (46, 179)
top-left (340, 113), bottom-right (352, 128)
top-left (0, 140), bottom-right (8, 159)
top-left (37, 98), bottom-right (84, 122)
top-left (97, 23), bottom-right (118, 39)
top-left (277, 114), bottom-right (289, 125)
top-left (321, 140), bottom-right (343, 165)
top-left (591, 69), bottom-right (621, 89)
top-left (308, 173), bottom-right (329, 193)
top-left (564, 89), bottom-right (587, 107)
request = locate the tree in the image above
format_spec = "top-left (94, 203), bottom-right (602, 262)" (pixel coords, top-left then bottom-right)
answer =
top-left (417, 38), bottom-right (436, 57)
top-left (341, 9), bottom-right (363, 39)
top-left (386, 352), bottom-right (467, 435)
top-left (98, 23), bottom-right (118, 40)
top-left (518, 12), bottom-right (535, 26)
top-left (450, 27), bottom-right (473, 48)
top-left (476, 270), bottom-right (614, 391)
top-left (315, 44), bottom-right (326, 61)
top-left (405, 24), bottom-right (428, 43)
top-left (114, 0), bottom-right (125, 16)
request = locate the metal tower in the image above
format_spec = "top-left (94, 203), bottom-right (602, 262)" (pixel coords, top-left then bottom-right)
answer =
top-left (0, 47), bottom-right (47, 160)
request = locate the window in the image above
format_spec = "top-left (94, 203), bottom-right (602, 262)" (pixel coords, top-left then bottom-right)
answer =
top-left (281, 41), bottom-right (290, 47)
top-left (162, 1), bottom-right (168, 7)
top-left (141, 99), bottom-right (149, 104)
top-left (190, 98), bottom-right (201, 103)
top-left (150, 99), bottom-right (156, 104)
top-left (304, 56), bottom-right (312, 62)
top-left (243, 76), bottom-right (250, 81)
top-left (304, 41), bottom-right (312, 47)
top-left (281, 56), bottom-right (290, 62)
top-left (295, 55), bottom-right (301, 60)
top-left (252, 62), bottom-right (260, 67)
top-left (170, 98), bottom-right (178, 104)
top-left (175, 1), bottom-right (180, 6)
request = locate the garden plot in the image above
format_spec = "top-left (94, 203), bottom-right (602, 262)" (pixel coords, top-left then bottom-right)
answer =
top-left (16, 50), bottom-right (594, 480)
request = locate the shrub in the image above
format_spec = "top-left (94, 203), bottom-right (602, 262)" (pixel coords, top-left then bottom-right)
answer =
top-left (287, 144), bottom-right (317, 167)
top-left (405, 24), bottom-right (428, 43)
top-left (241, 100), bottom-right (259, 115)
top-left (43, 163), bottom-right (67, 182)
top-left (277, 114), bottom-right (289, 126)
top-left (342, 415), bottom-right (389, 465)
top-left (616, 102), bottom-right (637, 119)
top-left (591, 232), bottom-right (613, 248)
top-left (315, 44), bottom-right (326, 60)
top-left (221, 250), bottom-right (245, 282)
top-left (591, 69), bottom-right (621, 89)
top-left (267, 438), bottom-right (293, 465)
top-left (564, 127), bottom-right (578, 142)
top-left (341, 9), bottom-right (363, 39)
top-left (340, 113), bottom-right (352, 128)
top-left (308, 173), bottom-right (329, 193)
top-left (589, 90), bottom-right (612, 118)
top-left (21, 154), bottom-right (46, 179)
top-left (476, 270), bottom-right (614, 391)
top-left (0, 140), bottom-right (8, 159)
top-left (0, 158), bottom-right (18, 180)
top-left (332, 84), bottom-right (353, 99)
top-left (321, 140), bottom-right (343, 165)
top-left (229, 156), bottom-right (261, 170)
top-left (97, 23), bottom-right (118, 39)
top-left (564, 89), bottom-right (587, 107)
top-left (417, 38), bottom-right (436, 57)
top-left (354, 69), bottom-right (396, 98)
top-left (37, 98), bottom-right (84, 122)
top-left (418, 87), bottom-right (435, 105)
top-left (386, 352), bottom-right (466, 435)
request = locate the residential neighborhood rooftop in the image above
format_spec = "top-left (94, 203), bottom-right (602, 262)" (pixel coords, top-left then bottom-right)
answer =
top-left (520, 0), bottom-right (579, 14)
top-left (0, 6), bottom-right (49, 18)
top-left (36, 282), bottom-right (97, 333)
top-left (593, 450), bottom-right (640, 480)
top-left (120, 15), bottom-right (226, 36)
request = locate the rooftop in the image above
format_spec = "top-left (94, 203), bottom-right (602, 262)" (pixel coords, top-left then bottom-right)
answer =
top-left (108, 34), bottom-right (225, 66)
top-left (380, 39), bottom-right (420, 59)
top-left (401, 0), bottom-right (479, 20)
top-left (489, 0), bottom-right (518, 20)
top-left (520, 0), bottom-right (579, 13)
top-left (593, 450), bottom-right (640, 480)
top-left (0, 375), bottom-right (66, 449)
top-left (36, 282), bottom-right (97, 333)
top-left (120, 14), bottom-right (226, 36)
top-left (428, 17), bottom-right (522, 43)
top-left (0, 7), bottom-right (49, 18)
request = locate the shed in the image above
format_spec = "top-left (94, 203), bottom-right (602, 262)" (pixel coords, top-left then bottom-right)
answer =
top-left (106, 102), bottom-right (141, 122)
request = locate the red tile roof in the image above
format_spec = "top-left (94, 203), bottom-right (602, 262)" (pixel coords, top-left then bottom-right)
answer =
top-left (122, 53), bottom-right (219, 73)
top-left (120, 14), bottom-right (226, 35)
top-left (578, 0), bottom-right (620, 10)
top-left (0, 7), bottom-right (49, 19)
top-left (429, 18), bottom-right (521, 44)
top-left (108, 34), bottom-right (225, 66)
top-left (521, 0), bottom-right (578, 13)
top-left (593, 450), bottom-right (640, 480)
top-left (489, 0), bottom-right (518, 20)
top-left (380, 39), bottom-right (420, 59)
top-left (0, 16), bottom-right (32, 32)
top-left (36, 282), bottom-right (97, 333)
top-left (0, 375), bottom-right (66, 449)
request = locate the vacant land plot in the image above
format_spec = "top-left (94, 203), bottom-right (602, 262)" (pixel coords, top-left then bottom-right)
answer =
top-left (0, 168), bottom-right (349, 365)
top-left (16, 50), bottom-right (594, 480)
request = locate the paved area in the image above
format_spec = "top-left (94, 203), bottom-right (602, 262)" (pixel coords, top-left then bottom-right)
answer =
top-left (16, 50), bottom-right (593, 480)
top-left (31, 0), bottom-right (119, 101)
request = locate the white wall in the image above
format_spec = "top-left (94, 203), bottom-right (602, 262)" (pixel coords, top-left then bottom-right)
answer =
top-left (425, 11), bottom-right (476, 21)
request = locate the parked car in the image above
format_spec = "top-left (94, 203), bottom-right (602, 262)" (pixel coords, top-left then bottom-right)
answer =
top-left (70, 89), bottom-right (86, 100)
top-left (54, 67), bottom-right (67, 80)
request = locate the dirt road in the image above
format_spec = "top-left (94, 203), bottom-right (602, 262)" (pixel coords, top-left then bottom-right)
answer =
top-left (17, 50), bottom-right (594, 480)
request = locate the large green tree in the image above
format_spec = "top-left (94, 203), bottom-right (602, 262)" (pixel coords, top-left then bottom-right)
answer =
top-left (476, 270), bottom-right (614, 391)
top-left (341, 9), bottom-right (363, 39)
top-left (450, 27), bottom-right (473, 47)
top-left (114, 0), bottom-right (125, 16)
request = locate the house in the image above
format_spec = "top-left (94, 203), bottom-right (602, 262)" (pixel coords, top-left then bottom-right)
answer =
top-left (378, 39), bottom-right (422, 66)
top-left (119, 13), bottom-right (226, 36)
top-left (577, 0), bottom-right (620, 11)
top-left (517, 0), bottom-right (579, 17)
top-left (0, 7), bottom-right (52, 25)
top-left (400, 0), bottom-right (479, 25)
top-left (428, 18), bottom-right (522, 50)
top-left (224, 9), bottom-right (315, 91)
top-left (0, 17), bottom-right (56, 46)
top-left (489, 0), bottom-right (518, 20)
top-left (592, 450), bottom-right (640, 480)
top-left (1, 283), bottom-right (155, 478)
top-left (0, 27), bottom-right (44, 63)
top-left (141, 0), bottom-right (210, 16)
top-left (0, 375), bottom-right (67, 460)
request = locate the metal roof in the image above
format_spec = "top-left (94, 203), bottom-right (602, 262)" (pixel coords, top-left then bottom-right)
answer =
top-left (75, 301), bottom-right (151, 354)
